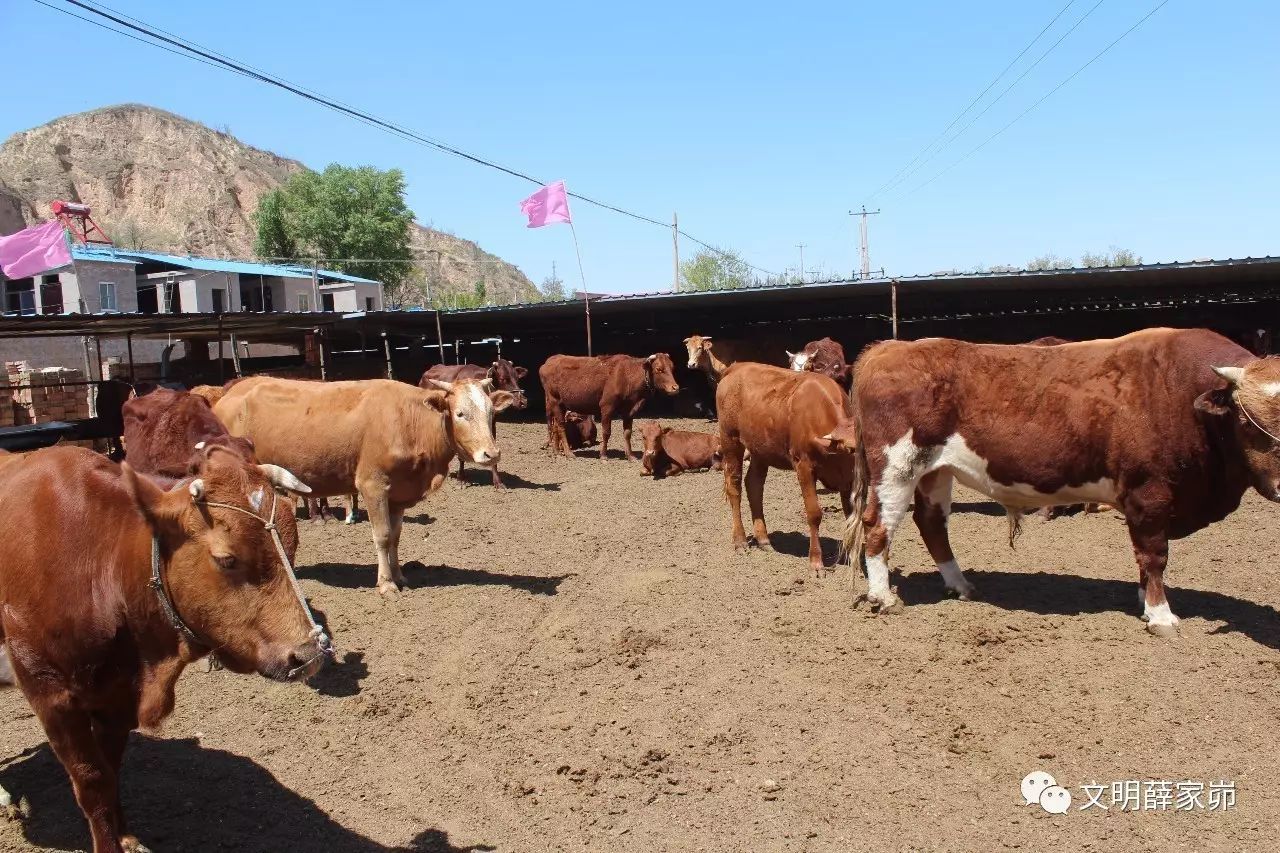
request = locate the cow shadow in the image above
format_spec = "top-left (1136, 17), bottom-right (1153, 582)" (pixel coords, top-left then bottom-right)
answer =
top-left (455, 469), bottom-right (561, 492)
top-left (308, 650), bottom-right (370, 698)
top-left (950, 501), bottom-right (1009, 517)
top-left (573, 448), bottom-right (633, 461)
top-left (298, 562), bottom-right (571, 597)
top-left (894, 569), bottom-right (1280, 651)
top-left (768, 531), bottom-right (842, 562)
top-left (0, 737), bottom-right (493, 852)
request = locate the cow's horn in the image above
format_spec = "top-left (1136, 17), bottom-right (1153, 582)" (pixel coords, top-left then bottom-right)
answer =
top-left (480, 377), bottom-right (495, 391)
top-left (194, 440), bottom-right (207, 450)
top-left (647, 354), bottom-right (658, 363)
top-left (258, 464), bottom-right (313, 494)
top-left (428, 379), bottom-right (454, 392)
top-left (786, 350), bottom-right (796, 358)
top-left (189, 479), bottom-right (205, 500)
top-left (1213, 366), bottom-right (1246, 386)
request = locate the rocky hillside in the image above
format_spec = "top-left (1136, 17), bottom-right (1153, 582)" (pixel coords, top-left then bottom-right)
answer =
top-left (0, 104), bottom-right (537, 304)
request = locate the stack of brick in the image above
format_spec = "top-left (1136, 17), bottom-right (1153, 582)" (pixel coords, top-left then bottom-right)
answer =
top-left (0, 380), bottom-right (13, 428)
top-left (2, 363), bottom-right (98, 448)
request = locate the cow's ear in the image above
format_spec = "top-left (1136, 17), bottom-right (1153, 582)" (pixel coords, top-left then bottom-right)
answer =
top-left (514, 366), bottom-right (528, 379)
top-left (1194, 388), bottom-right (1234, 417)
top-left (701, 339), bottom-right (714, 350)
top-left (120, 462), bottom-right (184, 532)
top-left (424, 391), bottom-right (449, 413)
top-left (489, 391), bottom-right (516, 413)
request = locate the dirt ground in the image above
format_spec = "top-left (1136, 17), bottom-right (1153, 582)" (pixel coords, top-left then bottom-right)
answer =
top-left (3, 418), bottom-right (1280, 852)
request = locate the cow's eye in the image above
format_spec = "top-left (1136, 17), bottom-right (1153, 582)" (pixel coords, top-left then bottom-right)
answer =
top-left (212, 554), bottom-right (235, 572)
top-left (456, 410), bottom-right (468, 420)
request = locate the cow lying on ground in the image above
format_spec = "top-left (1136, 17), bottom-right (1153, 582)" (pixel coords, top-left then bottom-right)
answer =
top-left (717, 362), bottom-right (855, 574)
top-left (305, 494), bottom-right (360, 524)
top-left (640, 421), bottom-right (722, 477)
top-left (788, 337), bottom-right (852, 389)
top-left (838, 328), bottom-right (1280, 635)
top-left (0, 445), bottom-right (326, 852)
top-left (563, 411), bottom-right (598, 449)
top-left (420, 359), bottom-right (529, 490)
top-left (122, 386), bottom-right (257, 478)
top-left (541, 353), bottom-right (680, 460)
top-left (216, 376), bottom-right (512, 596)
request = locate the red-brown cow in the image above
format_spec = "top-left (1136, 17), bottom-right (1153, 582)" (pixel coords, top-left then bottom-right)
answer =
top-left (787, 337), bottom-right (852, 389)
top-left (541, 354), bottom-right (680, 460)
top-left (839, 328), bottom-right (1280, 635)
top-left (122, 387), bottom-right (257, 478)
top-left (640, 420), bottom-right (722, 477)
top-left (420, 359), bottom-right (529, 489)
top-left (717, 363), bottom-right (855, 574)
top-left (563, 411), bottom-right (598, 450)
top-left (0, 446), bottom-right (327, 852)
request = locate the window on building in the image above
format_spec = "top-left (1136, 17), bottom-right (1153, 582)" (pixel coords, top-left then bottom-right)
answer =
top-left (5, 278), bottom-right (36, 315)
top-left (211, 288), bottom-right (226, 313)
top-left (365, 296), bottom-right (375, 311)
top-left (40, 275), bottom-right (63, 315)
top-left (99, 281), bottom-right (117, 312)
top-left (298, 293), bottom-right (310, 312)
top-left (321, 293), bottom-right (335, 312)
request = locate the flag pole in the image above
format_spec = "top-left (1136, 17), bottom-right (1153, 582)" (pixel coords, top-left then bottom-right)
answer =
top-left (569, 221), bottom-right (592, 356)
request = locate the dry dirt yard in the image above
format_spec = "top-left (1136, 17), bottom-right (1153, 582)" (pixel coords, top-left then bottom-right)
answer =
top-left (3, 418), bottom-right (1280, 852)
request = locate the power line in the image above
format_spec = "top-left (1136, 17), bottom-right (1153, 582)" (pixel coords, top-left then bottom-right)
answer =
top-left (867, 0), bottom-right (1080, 202)
top-left (879, 0), bottom-right (1109, 200)
top-left (32, 0), bottom-right (778, 277)
top-left (902, 0), bottom-right (1173, 198)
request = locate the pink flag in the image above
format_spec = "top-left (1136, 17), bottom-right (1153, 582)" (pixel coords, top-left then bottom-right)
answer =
top-left (0, 220), bottom-right (71, 280)
top-left (519, 181), bottom-right (572, 228)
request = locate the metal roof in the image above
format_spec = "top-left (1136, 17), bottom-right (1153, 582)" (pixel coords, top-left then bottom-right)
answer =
top-left (68, 247), bottom-right (381, 284)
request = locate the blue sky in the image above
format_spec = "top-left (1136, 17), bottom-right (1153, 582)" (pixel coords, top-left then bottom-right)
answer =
top-left (3, 0), bottom-right (1277, 293)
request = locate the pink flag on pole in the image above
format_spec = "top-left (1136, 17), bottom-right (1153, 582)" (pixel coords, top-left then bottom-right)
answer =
top-left (519, 181), bottom-right (572, 228)
top-left (0, 220), bottom-right (72, 280)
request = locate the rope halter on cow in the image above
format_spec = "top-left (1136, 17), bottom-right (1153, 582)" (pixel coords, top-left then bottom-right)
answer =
top-left (150, 485), bottom-right (335, 679)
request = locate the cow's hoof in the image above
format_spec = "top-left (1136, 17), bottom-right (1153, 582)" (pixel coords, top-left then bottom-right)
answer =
top-left (945, 585), bottom-right (976, 601)
top-left (122, 837), bottom-right (152, 853)
top-left (344, 517), bottom-right (357, 526)
top-left (1146, 621), bottom-right (1178, 638)
top-left (752, 537), bottom-right (774, 553)
top-left (377, 582), bottom-right (401, 599)
top-left (733, 539), bottom-right (749, 554)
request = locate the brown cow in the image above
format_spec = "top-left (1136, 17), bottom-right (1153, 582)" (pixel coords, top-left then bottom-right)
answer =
top-left (420, 359), bottom-right (529, 489)
top-left (189, 383), bottom-right (229, 406)
top-left (216, 376), bottom-right (513, 596)
top-left (840, 328), bottom-right (1280, 635)
top-left (787, 337), bottom-right (852, 388)
top-left (640, 421), bottom-right (722, 477)
top-left (1023, 336), bottom-right (1105, 520)
top-left (541, 354), bottom-right (680, 460)
top-left (122, 387), bottom-right (257, 478)
top-left (717, 363), bottom-right (855, 574)
top-left (563, 411), bottom-right (598, 449)
top-left (0, 445), bottom-right (327, 852)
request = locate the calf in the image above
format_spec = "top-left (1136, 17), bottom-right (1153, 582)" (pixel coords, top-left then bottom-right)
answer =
top-left (787, 336), bottom-right (852, 389)
top-left (541, 353), bottom-right (680, 460)
top-left (0, 445), bottom-right (325, 852)
top-left (122, 386), bottom-right (257, 478)
top-left (563, 411), bottom-right (598, 450)
top-left (217, 376), bottom-right (513, 596)
top-left (841, 328), bottom-right (1280, 635)
top-left (717, 363), bottom-right (855, 574)
top-left (640, 421), bottom-right (722, 477)
top-left (420, 359), bottom-right (529, 489)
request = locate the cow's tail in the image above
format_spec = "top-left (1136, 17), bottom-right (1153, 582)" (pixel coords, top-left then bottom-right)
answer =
top-left (840, 408), bottom-right (869, 566)
top-left (1005, 508), bottom-right (1023, 548)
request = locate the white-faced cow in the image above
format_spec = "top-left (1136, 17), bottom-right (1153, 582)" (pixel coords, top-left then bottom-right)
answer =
top-left (837, 328), bottom-right (1280, 635)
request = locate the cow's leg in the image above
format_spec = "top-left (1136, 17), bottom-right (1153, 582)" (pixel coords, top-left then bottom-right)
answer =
top-left (360, 481), bottom-right (400, 597)
top-left (622, 415), bottom-right (637, 461)
top-left (861, 448), bottom-right (921, 613)
top-left (453, 454), bottom-right (468, 487)
top-left (388, 506), bottom-right (407, 587)
top-left (598, 409), bottom-right (614, 460)
top-left (795, 459), bottom-right (825, 575)
top-left (30, 694), bottom-right (125, 852)
top-left (345, 493), bottom-right (359, 525)
top-left (92, 711), bottom-right (148, 852)
top-left (745, 458), bottom-right (772, 551)
top-left (722, 435), bottom-right (748, 552)
top-left (912, 470), bottom-right (974, 599)
top-left (1128, 519), bottom-right (1178, 636)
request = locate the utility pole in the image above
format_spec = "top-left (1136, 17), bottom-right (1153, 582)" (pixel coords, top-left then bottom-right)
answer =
top-left (849, 206), bottom-right (881, 279)
top-left (795, 243), bottom-right (806, 284)
top-left (672, 212), bottom-right (680, 291)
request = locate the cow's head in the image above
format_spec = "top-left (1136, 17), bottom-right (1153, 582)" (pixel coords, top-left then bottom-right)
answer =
top-left (640, 420), bottom-right (666, 469)
top-left (684, 335), bottom-right (713, 370)
top-left (646, 353), bottom-right (681, 396)
top-left (787, 348), bottom-right (812, 371)
top-left (818, 418), bottom-right (859, 454)
top-left (192, 435), bottom-right (258, 468)
top-left (427, 378), bottom-right (515, 465)
top-left (121, 446), bottom-right (327, 683)
top-left (486, 359), bottom-right (529, 410)
top-left (1198, 359), bottom-right (1280, 501)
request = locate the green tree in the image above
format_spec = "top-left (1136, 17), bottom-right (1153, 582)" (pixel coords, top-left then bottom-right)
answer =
top-left (539, 269), bottom-right (566, 301)
top-left (1026, 253), bottom-right (1074, 271)
top-left (254, 163), bottom-right (414, 288)
top-left (680, 248), bottom-right (755, 291)
top-left (1080, 246), bottom-right (1142, 268)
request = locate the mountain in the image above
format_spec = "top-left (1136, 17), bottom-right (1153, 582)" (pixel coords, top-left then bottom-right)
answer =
top-left (0, 104), bottom-right (537, 304)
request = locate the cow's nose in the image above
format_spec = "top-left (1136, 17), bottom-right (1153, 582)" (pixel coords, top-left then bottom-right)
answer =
top-left (284, 641), bottom-right (325, 681)
top-left (474, 447), bottom-right (500, 465)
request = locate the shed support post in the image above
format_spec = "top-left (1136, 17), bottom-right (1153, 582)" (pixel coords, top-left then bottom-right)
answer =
top-left (891, 279), bottom-right (899, 340)
top-left (382, 331), bottom-right (394, 380)
top-left (126, 332), bottom-right (135, 382)
top-left (229, 333), bottom-right (243, 377)
top-left (435, 310), bottom-right (446, 365)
